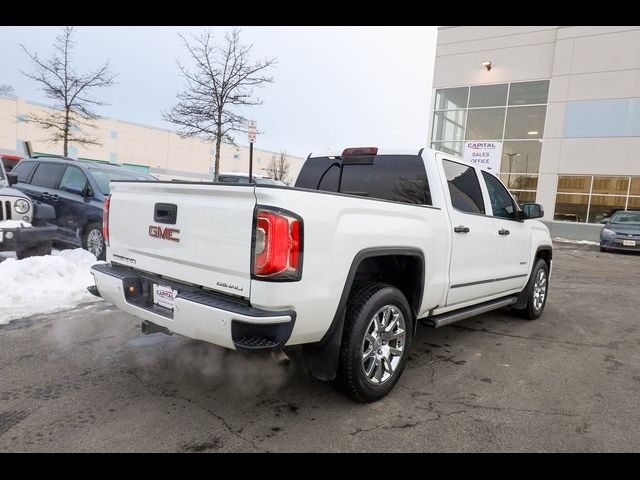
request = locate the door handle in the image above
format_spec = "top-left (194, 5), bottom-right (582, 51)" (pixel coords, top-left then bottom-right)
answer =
top-left (454, 225), bottom-right (470, 233)
top-left (41, 192), bottom-right (50, 200)
top-left (498, 228), bottom-right (511, 236)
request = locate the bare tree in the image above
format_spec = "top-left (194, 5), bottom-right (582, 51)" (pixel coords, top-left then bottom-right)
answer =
top-left (0, 85), bottom-right (16, 98)
top-left (265, 150), bottom-right (291, 184)
top-left (21, 26), bottom-right (116, 157)
top-left (163, 28), bottom-right (276, 181)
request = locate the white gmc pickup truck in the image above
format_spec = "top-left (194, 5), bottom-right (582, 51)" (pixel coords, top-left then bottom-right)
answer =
top-left (89, 147), bottom-right (552, 402)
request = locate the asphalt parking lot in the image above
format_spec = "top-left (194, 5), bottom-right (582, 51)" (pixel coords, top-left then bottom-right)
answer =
top-left (1, 242), bottom-right (639, 452)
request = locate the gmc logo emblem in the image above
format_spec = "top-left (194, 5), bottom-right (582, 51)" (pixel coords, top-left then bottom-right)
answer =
top-left (149, 225), bottom-right (180, 242)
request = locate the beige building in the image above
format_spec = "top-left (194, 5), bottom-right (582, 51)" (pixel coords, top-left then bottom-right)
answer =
top-left (429, 26), bottom-right (640, 240)
top-left (0, 96), bottom-right (305, 183)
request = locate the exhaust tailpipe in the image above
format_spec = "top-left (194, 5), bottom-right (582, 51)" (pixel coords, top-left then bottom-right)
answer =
top-left (270, 349), bottom-right (290, 366)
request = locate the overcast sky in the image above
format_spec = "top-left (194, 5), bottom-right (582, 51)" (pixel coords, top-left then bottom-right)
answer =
top-left (0, 26), bottom-right (438, 157)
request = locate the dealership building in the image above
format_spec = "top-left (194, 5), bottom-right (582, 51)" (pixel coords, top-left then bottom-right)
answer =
top-left (429, 26), bottom-right (640, 240)
top-left (0, 96), bottom-right (304, 183)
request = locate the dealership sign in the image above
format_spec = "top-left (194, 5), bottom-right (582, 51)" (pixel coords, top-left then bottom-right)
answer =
top-left (463, 141), bottom-right (503, 173)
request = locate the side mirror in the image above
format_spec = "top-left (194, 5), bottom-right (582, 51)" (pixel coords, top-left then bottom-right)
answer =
top-left (522, 203), bottom-right (544, 220)
top-left (6, 172), bottom-right (18, 186)
top-left (62, 183), bottom-right (86, 196)
top-left (599, 218), bottom-right (608, 224)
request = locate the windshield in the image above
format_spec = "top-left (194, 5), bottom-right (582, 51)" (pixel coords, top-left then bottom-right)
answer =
top-left (610, 211), bottom-right (640, 225)
top-left (90, 168), bottom-right (156, 195)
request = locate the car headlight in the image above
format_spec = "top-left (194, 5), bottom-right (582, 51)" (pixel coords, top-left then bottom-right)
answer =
top-left (602, 228), bottom-right (616, 236)
top-left (14, 198), bottom-right (30, 214)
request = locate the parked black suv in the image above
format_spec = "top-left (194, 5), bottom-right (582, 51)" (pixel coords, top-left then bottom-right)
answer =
top-left (12, 156), bottom-right (156, 260)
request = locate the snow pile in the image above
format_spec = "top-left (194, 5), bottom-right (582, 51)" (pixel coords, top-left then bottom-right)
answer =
top-left (0, 220), bottom-right (32, 228)
top-left (0, 248), bottom-right (103, 324)
top-left (553, 237), bottom-right (599, 246)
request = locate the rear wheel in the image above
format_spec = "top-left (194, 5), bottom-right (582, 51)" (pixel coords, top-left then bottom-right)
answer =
top-left (83, 222), bottom-right (105, 260)
top-left (513, 259), bottom-right (549, 320)
top-left (332, 283), bottom-right (413, 403)
top-left (16, 241), bottom-right (52, 260)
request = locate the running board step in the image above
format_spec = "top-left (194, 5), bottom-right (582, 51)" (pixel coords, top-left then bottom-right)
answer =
top-left (420, 296), bottom-right (517, 328)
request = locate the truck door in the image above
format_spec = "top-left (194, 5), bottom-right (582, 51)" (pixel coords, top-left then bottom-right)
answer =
top-left (440, 158), bottom-right (499, 307)
top-left (480, 170), bottom-right (532, 293)
top-left (56, 164), bottom-right (92, 240)
top-left (21, 161), bottom-right (65, 209)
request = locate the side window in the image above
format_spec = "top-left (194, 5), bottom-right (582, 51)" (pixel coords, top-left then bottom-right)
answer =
top-left (30, 163), bottom-right (65, 189)
top-left (59, 165), bottom-right (88, 193)
top-left (482, 171), bottom-right (518, 220)
top-left (442, 159), bottom-right (485, 214)
top-left (10, 161), bottom-right (37, 183)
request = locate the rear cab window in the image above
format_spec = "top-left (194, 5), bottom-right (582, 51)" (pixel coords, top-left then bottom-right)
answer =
top-left (295, 154), bottom-right (432, 205)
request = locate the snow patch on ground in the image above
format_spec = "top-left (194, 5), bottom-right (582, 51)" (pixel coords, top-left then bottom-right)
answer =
top-left (0, 248), bottom-right (103, 324)
top-left (0, 220), bottom-right (32, 228)
top-left (553, 237), bottom-right (599, 246)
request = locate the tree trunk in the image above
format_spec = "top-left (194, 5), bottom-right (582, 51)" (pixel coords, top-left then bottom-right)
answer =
top-left (63, 109), bottom-right (69, 157)
top-left (214, 132), bottom-right (222, 182)
top-left (213, 112), bottom-right (222, 181)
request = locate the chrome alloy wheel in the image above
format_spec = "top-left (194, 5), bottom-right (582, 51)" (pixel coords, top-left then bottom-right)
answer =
top-left (532, 268), bottom-right (547, 311)
top-left (361, 305), bottom-right (406, 385)
top-left (87, 228), bottom-right (104, 258)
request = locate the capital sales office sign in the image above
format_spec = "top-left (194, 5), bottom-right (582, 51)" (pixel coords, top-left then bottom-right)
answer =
top-left (463, 141), bottom-right (503, 173)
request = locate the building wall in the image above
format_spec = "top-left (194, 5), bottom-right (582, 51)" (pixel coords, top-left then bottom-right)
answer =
top-left (431, 26), bottom-right (640, 238)
top-left (0, 96), bottom-right (305, 184)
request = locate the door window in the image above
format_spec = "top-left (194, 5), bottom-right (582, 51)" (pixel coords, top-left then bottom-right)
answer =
top-left (59, 165), bottom-right (88, 193)
top-left (10, 161), bottom-right (37, 183)
top-left (442, 159), bottom-right (485, 214)
top-left (482, 171), bottom-right (518, 220)
top-left (30, 163), bottom-right (65, 189)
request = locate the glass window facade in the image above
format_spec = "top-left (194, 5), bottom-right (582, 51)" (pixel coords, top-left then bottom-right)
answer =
top-left (554, 175), bottom-right (640, 224)
top-left (431, 80), bottom-right (549, 205)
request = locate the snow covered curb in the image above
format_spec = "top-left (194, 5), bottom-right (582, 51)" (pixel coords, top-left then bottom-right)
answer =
top-left (0, 248), bottom-right (103, 324)
top-left (552, 237), bottom-right (599, 246)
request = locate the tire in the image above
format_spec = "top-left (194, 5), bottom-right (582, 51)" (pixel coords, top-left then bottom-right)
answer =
top-left (513, 259), bottom-right (549, 320)
top-left (82, 222), bottom-right (105, 260)
top-left (16, 241), bottom-right (52, 260)
top-left (332, 283), bottom-right (413, 403)
top-left (600, 246), bottom-right (607, 253)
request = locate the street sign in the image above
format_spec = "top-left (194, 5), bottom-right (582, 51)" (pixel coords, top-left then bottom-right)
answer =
top-left (248, 120), bottom-right (257, 144)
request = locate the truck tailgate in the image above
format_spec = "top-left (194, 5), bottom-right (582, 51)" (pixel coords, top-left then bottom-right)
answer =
top-left (107, 182), bottom-right (256, 298)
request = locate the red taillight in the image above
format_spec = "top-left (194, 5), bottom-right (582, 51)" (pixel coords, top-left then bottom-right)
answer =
top-left (103, 195), bottom-right (110, 246)
top-left (342, 147), bottom-right (378, 156)
top-left (253, 208), bottom-right (302, 280)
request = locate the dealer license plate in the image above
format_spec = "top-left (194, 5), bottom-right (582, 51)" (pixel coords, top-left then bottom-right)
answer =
top-left (153, 284), bottom-right (177, 310)
top-left (623, 240), bottom-right (636, 247)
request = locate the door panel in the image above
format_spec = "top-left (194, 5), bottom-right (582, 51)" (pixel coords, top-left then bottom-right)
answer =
top-left (23, 162), bottom-right (65, 211)
top-left (56, 165), bottom-right (91, 240)
top-left (481, 171), bottom-right (531, 292)
top-left (441, 158), bottom-right (500, 306)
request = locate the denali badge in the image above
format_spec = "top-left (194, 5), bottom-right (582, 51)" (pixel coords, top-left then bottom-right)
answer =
top-left (149, 225), bottom-right (180, 242)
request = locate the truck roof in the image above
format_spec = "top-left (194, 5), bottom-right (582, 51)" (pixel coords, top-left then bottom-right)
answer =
top-left (306, 147), bottom-right (471, 167)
